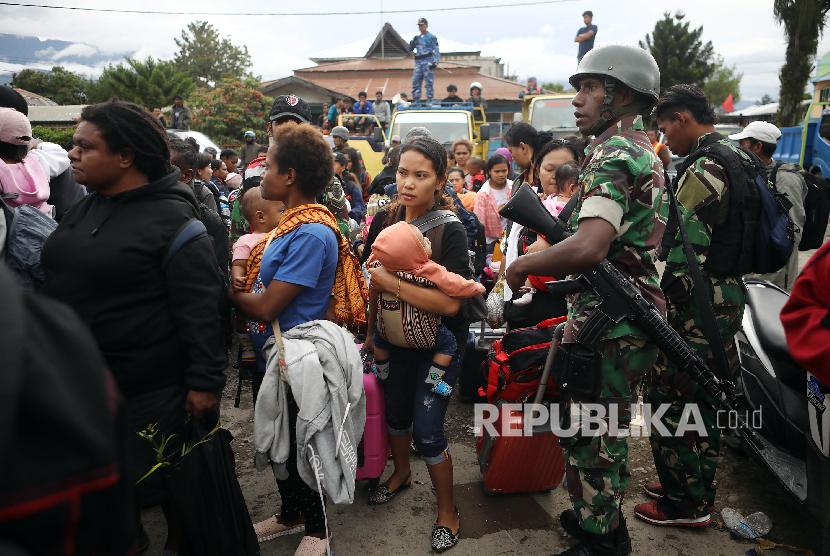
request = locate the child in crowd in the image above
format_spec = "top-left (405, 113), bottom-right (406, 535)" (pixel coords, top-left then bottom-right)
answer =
top-left (367, 221), bottom-right (484, 396)
top-left (542, 162), bottom-right (580, 217)
top-left (0, 107), bottom-right (69, 216)
top-left (230, 185), bottom-right (285, 397)
top-left (231, 185), bottom-right (285, 292)
top-left (466, 156), bottom-right (486, 191)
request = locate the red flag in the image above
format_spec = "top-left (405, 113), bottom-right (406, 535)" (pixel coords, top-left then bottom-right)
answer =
top-left (722, 93), bottom-right (734, 113)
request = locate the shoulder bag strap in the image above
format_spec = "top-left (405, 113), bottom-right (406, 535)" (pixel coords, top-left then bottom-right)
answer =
top-left (666, 175), bottom-right (732, 379)
top-left (164, 218), bottom-right (207, 268)
top-left (410, 210), bottom-right (460, 234)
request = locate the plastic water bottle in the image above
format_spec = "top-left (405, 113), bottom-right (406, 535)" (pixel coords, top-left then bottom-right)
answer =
top-left (721, 507), bottom-right (772, 540)
top-left (433, 380), bottom-right (453, 397)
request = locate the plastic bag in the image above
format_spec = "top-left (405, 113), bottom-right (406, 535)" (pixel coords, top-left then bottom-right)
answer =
top-left (168, 417), bottom-right (259, 556)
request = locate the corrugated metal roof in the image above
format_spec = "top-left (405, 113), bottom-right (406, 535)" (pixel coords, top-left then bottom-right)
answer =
top-left (296, 58), bottom-right (473, 73)
top-left (295, 70), bottom-right (524, 101)
top-left (28, 104), bottom-right (86, 123)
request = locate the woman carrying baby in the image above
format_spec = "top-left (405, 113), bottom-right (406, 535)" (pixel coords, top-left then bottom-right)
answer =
top-left (361, 136), bottom-right (470, 553)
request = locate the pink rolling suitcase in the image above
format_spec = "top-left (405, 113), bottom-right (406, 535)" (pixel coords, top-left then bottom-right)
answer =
top-left (356, 371), bottom-right (388, 488)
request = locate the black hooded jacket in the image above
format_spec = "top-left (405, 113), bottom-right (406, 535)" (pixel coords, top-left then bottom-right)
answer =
top-left (40, 169), bottom-right (227, 398)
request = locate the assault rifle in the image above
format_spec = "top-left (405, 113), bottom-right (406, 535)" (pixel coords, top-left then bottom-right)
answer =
top-left (500, 183), bottom-right (761, 449)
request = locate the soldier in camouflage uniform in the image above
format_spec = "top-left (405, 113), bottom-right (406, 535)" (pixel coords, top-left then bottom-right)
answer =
top-left (634, 85), bottom-right (748, 527)
top-left (507, 45), bottom-right (665, 556)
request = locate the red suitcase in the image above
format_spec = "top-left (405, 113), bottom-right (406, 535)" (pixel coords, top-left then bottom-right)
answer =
top-left (476, 322), bottom-right (566, 494)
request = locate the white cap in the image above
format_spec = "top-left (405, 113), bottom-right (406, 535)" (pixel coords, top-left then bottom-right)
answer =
top-left (728, 121), bottom-right (782, 144)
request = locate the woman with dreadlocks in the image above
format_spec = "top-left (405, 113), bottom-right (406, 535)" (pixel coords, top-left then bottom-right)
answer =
top-left (41, 99), bottom-right (227, 553)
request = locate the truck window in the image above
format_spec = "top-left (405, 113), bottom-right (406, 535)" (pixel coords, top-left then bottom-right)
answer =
top-left (530, 99), bottom-right (577, 132)
top-left (819, 115), bottom-right (830, 142)
top-left (390, 112), bottom-right (470, 147)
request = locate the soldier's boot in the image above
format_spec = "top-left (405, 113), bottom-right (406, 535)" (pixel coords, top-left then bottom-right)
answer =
top-left (553, 528), bottom-right (623, 556)
top-left (559, 510), bottom-right (631, 555)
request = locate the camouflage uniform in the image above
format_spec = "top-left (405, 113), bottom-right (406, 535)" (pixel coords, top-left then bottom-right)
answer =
top-left (563, 114), bottom-right (667, 535)
top-left (648, 132), bottom-right (748, 515)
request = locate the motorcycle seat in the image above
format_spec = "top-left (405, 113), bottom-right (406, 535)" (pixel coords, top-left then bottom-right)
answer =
top-left (745, 281), bottom-right (806, 392)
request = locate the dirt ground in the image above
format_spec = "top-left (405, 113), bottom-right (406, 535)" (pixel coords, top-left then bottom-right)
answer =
top-left (142, 249), bottom-right (827, 555)
top-left (141, 372), bottom-right (821, 556)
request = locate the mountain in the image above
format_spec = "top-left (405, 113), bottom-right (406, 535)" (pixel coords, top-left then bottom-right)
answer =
top-left (0, 33), bottom-right (128, 80)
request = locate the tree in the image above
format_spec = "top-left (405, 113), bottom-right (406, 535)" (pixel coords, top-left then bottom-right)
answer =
top-left (774, 0), bottom-right (830, 126)
top-left (173, 21), bottom-right (252, 86)
top-left (11, 66), bottom-right (92, 104)
top-left (189, 78), bottom-right (270, 145)
top-left (757, 94), bottom-right (775, 105)
top-left (640, 12), bottom-right (715, 92)
top-left (703, 56), bottom-right (742, 106)
top-left (541, 82), bottom-right (566, 93)
top-left (90, 57), bottom-right (195, 108)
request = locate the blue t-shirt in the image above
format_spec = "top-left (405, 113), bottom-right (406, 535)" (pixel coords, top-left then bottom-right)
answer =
top-left (577, 24), bottom-right (597, 60)
top-left (248, 223), bottom-right (339, 351)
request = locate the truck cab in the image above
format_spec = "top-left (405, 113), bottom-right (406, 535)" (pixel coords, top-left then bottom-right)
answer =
top-left (519, 94), bottom-right (578, 138)
top-left (388, 103), bottom-right (490, 159)
top-left (773, 110), bottom-right (830, 178)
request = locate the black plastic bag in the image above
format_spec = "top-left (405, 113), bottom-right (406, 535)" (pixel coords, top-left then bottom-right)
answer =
top-left (168, 417), bottom-right (259, 556)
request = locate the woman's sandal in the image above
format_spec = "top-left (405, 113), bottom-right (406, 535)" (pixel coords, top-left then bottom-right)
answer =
top-left (431, 509), bottom-right (461, 553)
top-left (367, 475), bottom-right (412, 505)
top-left (253, 514), bottom-right (304, 543)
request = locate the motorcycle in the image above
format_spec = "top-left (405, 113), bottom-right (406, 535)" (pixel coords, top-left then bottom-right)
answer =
top-left (736, 278), bottom-right (830, 552)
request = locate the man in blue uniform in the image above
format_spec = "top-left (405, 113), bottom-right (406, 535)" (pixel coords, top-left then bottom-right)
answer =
top-left (410, 17), bottom-right (440, 103)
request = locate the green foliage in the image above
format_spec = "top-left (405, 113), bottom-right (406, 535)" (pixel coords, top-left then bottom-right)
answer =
top-left (89, 57), bottom-right (195, 108)
top-left (136, 422), bottom-right (220, 484)
top-left (703, 56), bottom-right (742, 106)
top-left (758, 94), bottom-right (775, 105)
top-left (640, 12), bottom-right (715, 92)
top-left (774, 0), bottom-right (830, 126)
top-left (11, 66), bottom-right (93, 104)
top-left (31, 125), bottom-right (75, 148)
top-left (541, 82), bottom-right (567, 93)
top-left (190, 78), bottom-right (270, 145)
top-left (173, 21), bottom-right (253, 87)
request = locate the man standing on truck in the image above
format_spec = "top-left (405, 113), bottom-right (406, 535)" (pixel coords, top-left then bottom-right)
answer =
top-left (410, 17), bottom-right (440, 103)
top-left (575, 11), bottom-right (598, 62)
top-left (730, 121), bottom-right (807, 290)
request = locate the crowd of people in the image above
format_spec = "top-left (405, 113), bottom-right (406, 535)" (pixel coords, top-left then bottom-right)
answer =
top-left (0, 34), bottom-right (825, 556)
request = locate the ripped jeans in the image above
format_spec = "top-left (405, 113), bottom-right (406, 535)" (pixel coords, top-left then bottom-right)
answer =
top-left (383, 343), bottom-right (461, 464)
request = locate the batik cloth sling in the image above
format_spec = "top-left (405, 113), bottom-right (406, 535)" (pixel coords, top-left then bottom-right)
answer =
top-left (368, 261), bottom-right (442, 350)
top-left (244, 203), bottom-right (368, 333)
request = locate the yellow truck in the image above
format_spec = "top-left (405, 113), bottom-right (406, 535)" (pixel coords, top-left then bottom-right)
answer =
top-left (388, 103), bottom-right (490, 159)
top-left (519, 94), bottom-right (578, 137)
top-left (336, 113), bottom-right (387, 177)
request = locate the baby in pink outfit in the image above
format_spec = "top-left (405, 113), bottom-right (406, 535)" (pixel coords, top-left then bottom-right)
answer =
top-left (367, 220), bottom-right (484, 396)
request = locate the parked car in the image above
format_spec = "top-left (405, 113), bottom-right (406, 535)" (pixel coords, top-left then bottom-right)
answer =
top-left (167, 130), bottom-right (222, 156)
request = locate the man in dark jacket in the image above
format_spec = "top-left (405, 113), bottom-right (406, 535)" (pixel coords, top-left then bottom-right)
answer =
top-left (40, 100), bottom-right (226, 552)
top-left (170, 95), bottom-right (192, 130)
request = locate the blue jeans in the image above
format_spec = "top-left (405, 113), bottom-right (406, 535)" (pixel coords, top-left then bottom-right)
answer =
top-left (412, 60), bottom-right (435, 101)
top-left (381, 330), bottom-right (461, 464)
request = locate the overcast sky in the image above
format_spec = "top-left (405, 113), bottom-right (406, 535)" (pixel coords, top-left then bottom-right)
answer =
top-left (1, 0), bottom-right (828, 102)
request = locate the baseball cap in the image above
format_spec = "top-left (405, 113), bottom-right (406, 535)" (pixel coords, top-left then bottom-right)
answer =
top-left (243, 130), bottom-right (256, 138)
top-left (728, 121), bottom-right (782, 144)
top-left (0, 106), bottom-right (32, 145)
top-left (418, 17), bottom-right (428, 25)
top-left (268, 94), bottom-right (311, 124)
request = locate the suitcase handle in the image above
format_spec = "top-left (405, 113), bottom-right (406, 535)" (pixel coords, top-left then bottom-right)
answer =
top-left (532, 323), bottom-right (565, 405)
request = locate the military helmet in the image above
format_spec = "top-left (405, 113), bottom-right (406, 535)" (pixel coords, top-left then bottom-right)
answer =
top-left (569, 45), bottom-right (660, 102)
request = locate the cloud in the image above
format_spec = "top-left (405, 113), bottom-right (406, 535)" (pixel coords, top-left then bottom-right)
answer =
top-left (2, 0), bottom-right (830, 101)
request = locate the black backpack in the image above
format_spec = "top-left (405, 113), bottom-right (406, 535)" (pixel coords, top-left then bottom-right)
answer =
top-left (771, 162), bottom-right (830, 251)
top-left (166, 201), bottom-right (232, 349)
top-left (665, 135), bottom-right (795, 276)
top-left (1, 199), bottom-right (57, 290)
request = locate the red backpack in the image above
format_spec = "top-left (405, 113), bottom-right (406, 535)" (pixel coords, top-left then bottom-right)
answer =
top-left (480, 316), bottom-right (567, 403)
